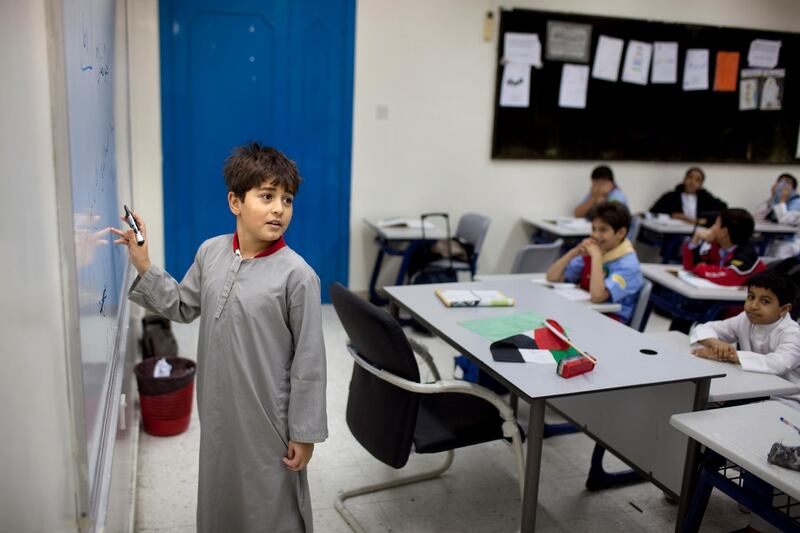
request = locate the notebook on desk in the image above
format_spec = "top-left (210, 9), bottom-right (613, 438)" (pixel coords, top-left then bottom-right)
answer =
top-left (435, 289), bottom-right (515, 307)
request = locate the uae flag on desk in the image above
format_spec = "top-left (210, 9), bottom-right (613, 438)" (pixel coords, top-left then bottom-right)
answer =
top-left (490, 322), bottom-right (581, 363)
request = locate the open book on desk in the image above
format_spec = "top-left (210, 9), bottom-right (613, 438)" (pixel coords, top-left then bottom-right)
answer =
top-left (435, 289), bottom-right (515, 308)
top-left (377, 217), bottom-right (434, 230)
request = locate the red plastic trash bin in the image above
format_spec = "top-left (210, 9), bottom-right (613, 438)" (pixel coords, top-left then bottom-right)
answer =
top-left (135, 357), bottom-right (196, 436)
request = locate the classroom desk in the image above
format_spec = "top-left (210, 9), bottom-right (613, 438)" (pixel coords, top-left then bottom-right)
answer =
top-left (643, 331), bottom-right (800, 403)
top-left (671, 401), bottom-right (800, 532)
top-left (521, 216), bottom-right (591, 248)
top-left (363, 218), bottom-right (448, 305)
top-left (384, 279), bottom-right (723, 532)
top-left (640, 263), bottom-right (745, 323)
top-left (639, 218), bottom-right (797, 262)
top-left (474, 273), bottom-right (622, 314)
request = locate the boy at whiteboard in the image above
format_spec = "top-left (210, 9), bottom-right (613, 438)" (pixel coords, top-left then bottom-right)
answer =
top-left (112, 143), bottom-right (327, 532)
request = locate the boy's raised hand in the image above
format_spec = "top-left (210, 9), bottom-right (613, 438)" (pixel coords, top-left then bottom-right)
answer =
top-left (283, 441), bottom-right (314, 471)
top-left (110, 210), bottom-right (151, 275)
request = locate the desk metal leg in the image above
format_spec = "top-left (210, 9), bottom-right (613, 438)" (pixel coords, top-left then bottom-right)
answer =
top-left (676, 378), bottom-right (711, 532)
top-left (368, 244), bottom-right (387, 305)
top-left (521, 398), bottom-right (545, 533)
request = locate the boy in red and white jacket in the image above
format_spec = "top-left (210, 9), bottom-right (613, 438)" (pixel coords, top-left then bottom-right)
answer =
top-left (682, 208), bottom-right (766, 286)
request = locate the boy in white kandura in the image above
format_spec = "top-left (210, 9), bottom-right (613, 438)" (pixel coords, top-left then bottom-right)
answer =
top-left (112, 143), bottom-right (327, 532)
top-left (690, 270), bottom-right (800, 406)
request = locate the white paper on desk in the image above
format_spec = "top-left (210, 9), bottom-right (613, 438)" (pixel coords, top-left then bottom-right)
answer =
top-left (503, 32), bottom-right (542, 67)
top-left (519, 349), bottom-right (556, 364)
top-left (591, 35), bottom-right (624, 82)
top-left (748, 39), bottom-right (781, 69)
top-left (554, 287), bottom-right (592, 301)
top-left (677, 269), bottom-right (743, 291)
top-left (621, 40), bottom-right (652, 85)
top-left (683, 49), bottom-right (709, 91)
top-left (499, 63), bottom-right (531, 108)
top-left (558, 64), bottom-right (589, 109)
top-left (531, 279), bottom-right (576, 289)
top-left (651, 42), bottom-right (678, 84)
top-left (556, 217), bottom-right (592, 230)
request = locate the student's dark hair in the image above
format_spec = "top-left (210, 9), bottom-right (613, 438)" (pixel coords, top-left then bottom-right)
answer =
top-left (746, 271), bottom-right (797, 307)
top-left (685, 166), bottom-right (706, 182)
top-left (591, 165), bottom-right (614, 182)
top-left (718, 208), bottom-right (754, 245)
top-left (588, 201), bottom-right (631, 233)
top-left (223, 142), bottom-right (301, 200)
top-left (779, 173), bottom-right (798, 190)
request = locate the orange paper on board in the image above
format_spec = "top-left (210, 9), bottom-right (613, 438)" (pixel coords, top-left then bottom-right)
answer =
top-left (713, 51), bottom-right (739, 92)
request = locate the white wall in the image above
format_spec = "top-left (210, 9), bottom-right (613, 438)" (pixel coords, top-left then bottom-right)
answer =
top-left (126, 0), bottom-right (800, 290)
top-left (348, 0), bottom-right (800, 290)
top-left (0, 0), bottom-right (82, 530)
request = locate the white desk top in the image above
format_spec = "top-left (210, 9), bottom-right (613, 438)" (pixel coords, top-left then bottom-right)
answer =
top-left (385, 279), bottom-right (723, 401)
top-left (641, 217), bottom-right (796, 236)
top-left (643, 331), bottom-right (800, 403)
top-left (363, 218), bottom-right (449, 241)
top-left (641, 263), bottom-right (747, 302)
top-left (474, 273), bottom-right (622, 313)
top-left (671, 401), bottom-right (800, 501)
top-left (521, 216), bottom-right (592, 237)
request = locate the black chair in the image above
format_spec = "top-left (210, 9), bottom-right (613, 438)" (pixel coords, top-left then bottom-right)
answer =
top-left (328, 282), bottom-right (524, 532)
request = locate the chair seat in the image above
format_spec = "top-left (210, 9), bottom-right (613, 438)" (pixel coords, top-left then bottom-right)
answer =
top-left (413, 393), bottom-right (516, 454)
top-left (429, 258), bottom-right (471, 272)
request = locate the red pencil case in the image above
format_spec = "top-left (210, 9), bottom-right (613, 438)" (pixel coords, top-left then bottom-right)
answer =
top-left (556, 355), bottom-right (596, 378)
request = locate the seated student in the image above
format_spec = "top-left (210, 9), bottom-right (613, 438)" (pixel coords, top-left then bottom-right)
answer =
top-left (682, 208), bottom-right (766, 286)
top-left (547, 201), bottom-right (643, 323)
top-left (755, 172), bottom-right (800, 259)
top-left (573, 165), bottom-right (627, 218)
top-left (650, 167), bottom-right (728, 225)
top-left (690, 271), bottom-right (800, 403)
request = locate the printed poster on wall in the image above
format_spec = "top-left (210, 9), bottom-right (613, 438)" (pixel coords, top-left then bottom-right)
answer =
top-left (760, 69), bottom-right (785, 110)
top-left (651, 42), bottom-right (679, 84)
top-left (683, 49), bottom-right (709, 91)
top-left (739, 69), bottom-right (762, 110)
top-left (748, 39), bottom-right (781, 68)
top-left (713, 51), bottom-right (740, 92)
top-left (621, 40), bottom-right (653, 85)
top-left (591, 35), bottom-right (624, 82)
top-left (499, 63), bottom-right (531, 108)
top-left (558, 64), bottom-right (589, 109)
top-left (546, 20), bottom-right (592, 63)
top-left (503, 32), bottom-right (542, 68)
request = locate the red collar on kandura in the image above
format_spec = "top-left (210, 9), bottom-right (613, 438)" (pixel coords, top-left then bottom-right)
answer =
top-left (232, 233), bottom-right (286, 258)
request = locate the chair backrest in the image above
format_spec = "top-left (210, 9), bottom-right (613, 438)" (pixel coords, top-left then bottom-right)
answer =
top-left (328, 282), bottom-right (421, 468)
top-left (455, 213), bottom-right (491, 256)
top-left (510, 240), bottom-right (564, 273)
top-left (629, 279), bottom-right (653, 332)
top-left (627, 215), bottom-right (642, 244)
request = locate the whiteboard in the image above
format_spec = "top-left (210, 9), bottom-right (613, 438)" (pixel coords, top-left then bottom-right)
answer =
top-left (60, 0), bottom-right (132, 496)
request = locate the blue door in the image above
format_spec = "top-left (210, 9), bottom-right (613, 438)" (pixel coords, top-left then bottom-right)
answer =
top-left (160, 0), bottom-right (354, 300)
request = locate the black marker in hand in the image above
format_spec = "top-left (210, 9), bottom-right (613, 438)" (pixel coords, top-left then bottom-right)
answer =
top-left (123, 205), bottom-right (145, 246)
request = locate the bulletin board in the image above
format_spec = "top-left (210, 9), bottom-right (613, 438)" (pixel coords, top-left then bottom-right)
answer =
top-left (491, 8), bottom-right (800, 163)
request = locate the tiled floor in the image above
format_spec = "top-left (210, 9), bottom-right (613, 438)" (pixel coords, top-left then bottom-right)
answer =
top-left (135, 306), bottom-right (748, 532)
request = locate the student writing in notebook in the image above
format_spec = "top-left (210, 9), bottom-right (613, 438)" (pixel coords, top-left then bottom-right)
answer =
top-left (547, 202), bottom-right (643, 324)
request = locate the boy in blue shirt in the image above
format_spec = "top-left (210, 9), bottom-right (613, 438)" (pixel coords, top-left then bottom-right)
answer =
top-left (755, 173), bottom-right (800, 259)
top-left (548, 201), bottom-right (644, 323)
top-left (574, 165), bottom-right (628, 218)
top-left (112, 143), bottom-right (327, 532)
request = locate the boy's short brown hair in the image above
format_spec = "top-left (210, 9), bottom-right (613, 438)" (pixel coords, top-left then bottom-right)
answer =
top-left (223, 142), bottom-right (301, 200)
top-left (588, 201), bottom-right (631, 233)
